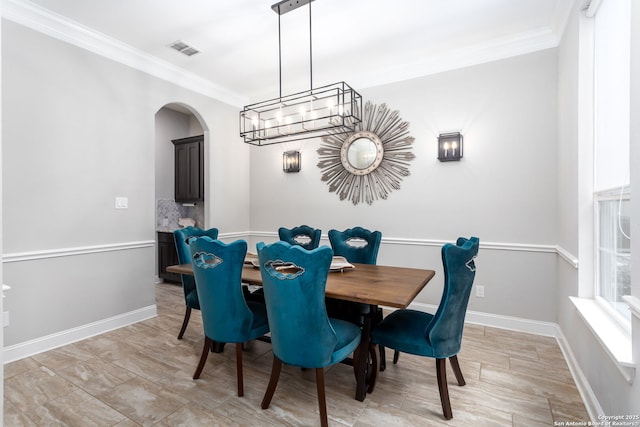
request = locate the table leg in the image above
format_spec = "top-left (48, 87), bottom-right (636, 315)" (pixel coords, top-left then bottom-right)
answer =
top-left (354, 304), bottom-right (376, 401)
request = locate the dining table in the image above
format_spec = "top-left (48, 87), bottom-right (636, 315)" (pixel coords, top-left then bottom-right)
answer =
top-left (167, 260), bottom-right (436, 401)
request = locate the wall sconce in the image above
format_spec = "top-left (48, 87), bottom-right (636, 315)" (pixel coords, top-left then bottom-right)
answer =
top-left (437, 132), bottom-right (463, 162)
top-left (283, 150), bottom-right (301, 173)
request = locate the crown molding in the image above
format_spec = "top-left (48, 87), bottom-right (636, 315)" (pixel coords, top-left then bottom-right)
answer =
top-left (2, 1), bottom-right (566, 109)
top-left (1, 0), bottom-right (248, 107)
top-left (359, 27), bottom-right (560, 91)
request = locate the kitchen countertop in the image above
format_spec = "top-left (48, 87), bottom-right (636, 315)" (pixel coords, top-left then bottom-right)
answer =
top-left (157, 228), bottom-right (178, 233)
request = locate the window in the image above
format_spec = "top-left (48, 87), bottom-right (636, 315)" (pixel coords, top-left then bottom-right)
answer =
top-left (596, 188), bottom-right (631, 322)
top-left (592, 0), bottom-right (631, 326)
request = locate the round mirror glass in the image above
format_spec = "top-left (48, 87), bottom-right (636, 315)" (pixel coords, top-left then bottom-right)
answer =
top-left (347, 138), bottom-right (378, 170)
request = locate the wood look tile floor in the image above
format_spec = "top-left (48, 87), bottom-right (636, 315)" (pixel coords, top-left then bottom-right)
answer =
top-left (4, 283), bottom-right (589, 426)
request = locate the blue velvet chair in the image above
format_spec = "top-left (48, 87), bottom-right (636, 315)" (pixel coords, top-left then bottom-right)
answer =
top-left (173, 226), bottom-right (219, 339)
top-left (327, 227), bottom-right (386, 367)
top-left (370, 237), bottom-right (479, 420)
top-left (189, 237), bottom-right (270, 397)
top-left (257, 241), bottom-right (361, 427)
top-left (328, 226), bottom-right (381, 264)
top-left (278, 225), bottom-right (322, 250)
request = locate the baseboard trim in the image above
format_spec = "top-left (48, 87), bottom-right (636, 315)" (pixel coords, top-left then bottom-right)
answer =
top-left (408, 301), bottom-right (559, 336)
top-left (2, 305), bottom-right (157, 364)
top-left (406, 301), bottom-right (601, 420)
top-left (555, 328), bottom-right (602, 421)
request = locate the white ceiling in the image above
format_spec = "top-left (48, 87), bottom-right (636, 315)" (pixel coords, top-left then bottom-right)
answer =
top-left (5, 0), bottom-right (575, 105)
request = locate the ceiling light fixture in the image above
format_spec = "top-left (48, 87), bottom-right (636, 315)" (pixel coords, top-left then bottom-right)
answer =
top-left (240, 0), bottom-right (362, 146)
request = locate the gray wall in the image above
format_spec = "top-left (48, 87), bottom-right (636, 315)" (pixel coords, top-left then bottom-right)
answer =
top-left (155, 108), bottom-right (191, 202)
top-left (249, 49), bottom-right (559, 322)
top-left (1, 19), bottom-right (250, 349)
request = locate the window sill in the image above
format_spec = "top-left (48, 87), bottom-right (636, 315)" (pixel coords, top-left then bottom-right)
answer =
top-left (570, 297), bottom-right (635, 383)
top-left (623, 295), bottom-right (640, 320)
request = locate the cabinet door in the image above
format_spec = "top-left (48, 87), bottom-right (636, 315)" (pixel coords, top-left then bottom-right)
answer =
top-left (158, 232), bottom-right (181, 283)
top-left (173, 136), bottom-right (204, 202)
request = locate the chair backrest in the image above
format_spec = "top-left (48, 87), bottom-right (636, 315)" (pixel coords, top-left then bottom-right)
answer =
top-left (425, 236), bottom-right (479, 358)
top-left (328, 227), bottom-right (382, 264)
top-left (257, 241), bottom-right (337, 368)
top-left (278, 225), bottom-right (321, 250)
top-left (173, 227), bottom-right (219, 301)
top-left (189, 237), bottom-right (256, 343)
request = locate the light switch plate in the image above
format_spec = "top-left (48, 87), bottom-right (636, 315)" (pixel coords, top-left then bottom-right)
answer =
top-left (115, 197), bottom-right (128, 209)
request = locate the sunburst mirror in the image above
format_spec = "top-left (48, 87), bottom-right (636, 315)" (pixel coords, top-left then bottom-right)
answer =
top-left (317, 101), bottom-right (415, 205)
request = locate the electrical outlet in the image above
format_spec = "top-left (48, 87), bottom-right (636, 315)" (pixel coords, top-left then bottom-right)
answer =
top-left (3, 311), bottom-right (9, 327)
top-left (476, 285), bottom-right (485, 298)
top-left (115, 197), bottom-right (128, 209)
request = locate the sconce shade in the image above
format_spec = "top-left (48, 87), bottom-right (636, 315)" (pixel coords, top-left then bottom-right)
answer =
top-left (283, 150), bottom-right (301, 173)
top-left (241, 82), bottom-right (362, 146)
top-left (438, 132), bottom-right (463, 162)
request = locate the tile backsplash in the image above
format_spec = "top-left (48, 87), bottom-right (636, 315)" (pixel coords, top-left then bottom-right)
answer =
top-left (156, 199), bottom-right (204, 230)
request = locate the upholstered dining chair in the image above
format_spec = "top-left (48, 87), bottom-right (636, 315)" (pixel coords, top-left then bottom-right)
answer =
top-left (173, 226), bottom-right (219, 339)
top-left (189, 237), bottom-right (270, 397)
top-left (327, 226), bottom-right (387, 367)
top-left (370, 236), bottom-right (479, 420)
top-left (328, 226), bottom-right (381, 265)
top-left (278, 224), bottom-right (322, 250)
top-left (257, 241), bottom-right (362, 427)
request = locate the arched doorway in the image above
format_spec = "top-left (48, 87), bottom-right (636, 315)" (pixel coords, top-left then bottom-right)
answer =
top-left (154, 102), bottom-right (209, 283)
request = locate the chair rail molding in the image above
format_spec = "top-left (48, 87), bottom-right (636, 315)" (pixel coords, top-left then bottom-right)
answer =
top-left (2, 240), bottom-right (155, 263)
top-left (556, 245), bottom-right (579, 268)
top-left (252, 231), bottom-right (566, 257)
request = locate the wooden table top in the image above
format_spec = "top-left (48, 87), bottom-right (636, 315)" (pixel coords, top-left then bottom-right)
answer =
top-left (167, 262), bottom-right (436, 309)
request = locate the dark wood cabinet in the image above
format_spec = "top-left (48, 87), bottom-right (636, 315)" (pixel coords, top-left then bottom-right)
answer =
top-left (172, 135), bottom-right (204, 203)
top-left (158, 231), bottom-right (181, 283)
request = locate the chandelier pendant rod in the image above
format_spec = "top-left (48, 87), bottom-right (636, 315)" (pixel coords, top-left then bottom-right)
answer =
top-left (278, 5), bottom-right (282, 99)
top-left (309, 0), bottom-right (313, 91)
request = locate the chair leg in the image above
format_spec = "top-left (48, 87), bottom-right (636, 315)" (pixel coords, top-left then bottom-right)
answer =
top-left (379, 345), bottom-right (387, 371)
top-left (177, 307), bottom-right (192, 340)
top-left (193, 337), bottom-right (213, 379)
top-left (236, 343), bottom-right (244, 397)
top-left (374, 307), bottom-right (386, 372)
top-left (367, 344), bottom-right (379, 394)
top-left (393, 350), bottom-right (400, 364)
top-left (436, 358), bottom-right (453, 420)
top-left (261, 356), bottom-right (283, 409)
top-left (315, 368), bottom-right (328, 427)
top-left (449, 355), bottom-right (466, 386)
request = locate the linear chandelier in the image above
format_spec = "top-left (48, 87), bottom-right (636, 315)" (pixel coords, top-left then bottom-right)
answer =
top-left (240, 0), bottom-right (362, 146)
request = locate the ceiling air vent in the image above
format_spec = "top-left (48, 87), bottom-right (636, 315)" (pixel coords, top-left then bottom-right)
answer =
top-left (168, 40), bottom-right (200, 56)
